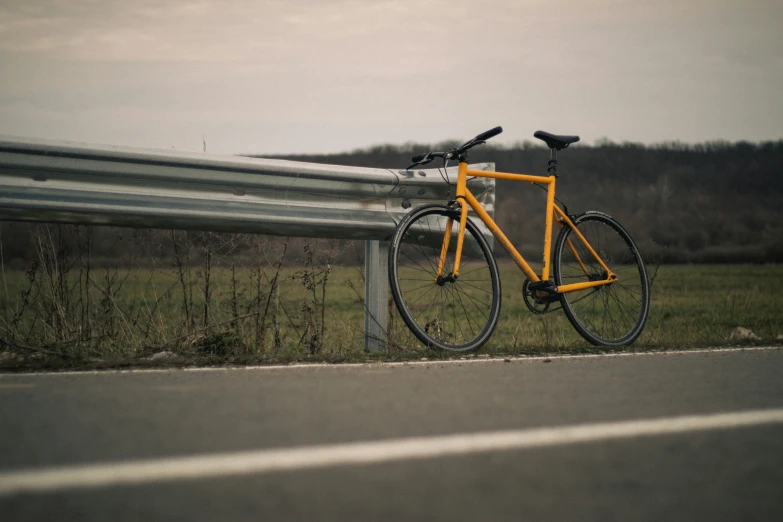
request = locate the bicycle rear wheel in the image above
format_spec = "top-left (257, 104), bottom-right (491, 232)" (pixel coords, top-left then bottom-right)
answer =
top-left (553, 211), bottom-right (650, 346)
top-left (389, 205), bottom-right (501, 352)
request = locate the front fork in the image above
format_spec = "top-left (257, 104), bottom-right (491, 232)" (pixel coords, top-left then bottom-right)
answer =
top-left (436, 162), bottom-right (470, 280)
top-left (436, 217), bottom-right (454, 280)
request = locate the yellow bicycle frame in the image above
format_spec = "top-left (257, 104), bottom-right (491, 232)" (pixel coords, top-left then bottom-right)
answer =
top-left (436, 161), bottom-right (616, 294)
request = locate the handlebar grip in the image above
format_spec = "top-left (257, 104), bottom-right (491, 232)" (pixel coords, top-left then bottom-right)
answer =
top-left (411, 153), bottom-right (428, 163)
top-left (475, 126), bottom-right (503, 142)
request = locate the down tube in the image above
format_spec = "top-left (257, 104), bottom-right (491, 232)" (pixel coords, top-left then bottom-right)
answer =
top-left (462, 189), bottom-right (540, 282)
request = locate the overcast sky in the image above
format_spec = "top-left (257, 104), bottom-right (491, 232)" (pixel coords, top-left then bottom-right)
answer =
top-left (1, 0), bottom-right (781, 155)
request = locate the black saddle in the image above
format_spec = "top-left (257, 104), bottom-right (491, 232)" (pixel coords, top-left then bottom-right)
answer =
top-left (534, 130), bottom-right (580, 150)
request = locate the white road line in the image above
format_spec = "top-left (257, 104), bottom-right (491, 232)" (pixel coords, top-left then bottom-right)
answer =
top-left (2, 346), bottom-right (780, 378)
top-left (2, 408), bottom-right (783, 496)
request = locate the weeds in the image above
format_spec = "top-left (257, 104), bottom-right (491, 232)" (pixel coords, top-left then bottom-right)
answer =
top-left (291, 240), bottom-right (337, 354)
top-left (0, 225), bottom-right (356, 364)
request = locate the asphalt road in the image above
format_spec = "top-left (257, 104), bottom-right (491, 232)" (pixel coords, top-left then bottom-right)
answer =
top-left (1, 347), bottom-right (782, 521)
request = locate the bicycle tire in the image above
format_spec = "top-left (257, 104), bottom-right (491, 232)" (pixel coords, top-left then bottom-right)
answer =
top-left (389, 204), bottom-right (501, 352)
top-left (553, 211), bottom-right (650, 346)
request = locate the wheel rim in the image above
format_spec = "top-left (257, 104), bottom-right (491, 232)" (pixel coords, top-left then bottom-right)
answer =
top-left (557, 216), bottom-right (648, 344)
top-left (393, 209), bottom-right (498, 350)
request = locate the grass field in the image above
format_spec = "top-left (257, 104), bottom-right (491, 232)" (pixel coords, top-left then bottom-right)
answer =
top-left (492, 262), bottom-right (783, 351)
top-left (1, 262), bottom-right (782, 369)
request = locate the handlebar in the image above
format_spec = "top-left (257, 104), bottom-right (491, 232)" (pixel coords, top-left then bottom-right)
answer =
top-left (408, 126), bottom-right (503, 169)
top-left (475, 126), bottom-right (503, 142)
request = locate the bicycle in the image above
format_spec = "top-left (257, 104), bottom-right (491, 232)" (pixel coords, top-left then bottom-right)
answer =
top-left (388, 126), bottom-right (650, 352)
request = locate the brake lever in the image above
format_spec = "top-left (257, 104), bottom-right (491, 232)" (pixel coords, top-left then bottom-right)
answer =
top-left (406, 161), bottom-right (428, 169)
top-left (406, 157), bottom-right (434, 170)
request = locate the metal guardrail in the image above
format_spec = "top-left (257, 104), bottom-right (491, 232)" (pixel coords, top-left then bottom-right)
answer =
top-left (0, 135), bottom-right (495, 352)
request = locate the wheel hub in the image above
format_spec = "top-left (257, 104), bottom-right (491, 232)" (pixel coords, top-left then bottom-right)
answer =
top-left (436, 273), bottom-right (457, 286)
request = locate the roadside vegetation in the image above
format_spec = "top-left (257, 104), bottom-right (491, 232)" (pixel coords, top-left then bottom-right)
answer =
top-left (0, 224), bottom-right (780, 371)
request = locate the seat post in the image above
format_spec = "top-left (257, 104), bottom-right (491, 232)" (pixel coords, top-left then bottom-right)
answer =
top-left (547, 148), bottom-right (558, 176)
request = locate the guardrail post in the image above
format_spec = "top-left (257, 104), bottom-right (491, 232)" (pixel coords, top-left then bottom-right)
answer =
top-left (364, 239), bottom-right (389, 352)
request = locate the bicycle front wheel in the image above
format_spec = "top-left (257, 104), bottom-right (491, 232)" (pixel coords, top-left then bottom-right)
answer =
top-left (553, 211), bottom-right (650, 346)
top-left (389, 205), bottom-right (501, 352)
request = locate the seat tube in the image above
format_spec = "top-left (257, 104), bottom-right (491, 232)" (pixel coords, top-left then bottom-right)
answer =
top-left (541, 176), bottom-right (557, 280)
top-left (453, 161), bottom-right (470, 276)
